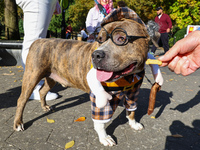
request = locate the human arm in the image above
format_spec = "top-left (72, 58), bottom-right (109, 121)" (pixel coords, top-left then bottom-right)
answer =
top-left (148, 53), bottom-right (163, 85)
top-left (85, 8), bottom-right (96, 41)
top-left (87, 67), bottom-right (112, 108)
top-left (166, 14), bottom-right (172, 33)
top-left (158, 30), bottom-right (200, 76)
top-left (86, 8), bottom-right (96, 35)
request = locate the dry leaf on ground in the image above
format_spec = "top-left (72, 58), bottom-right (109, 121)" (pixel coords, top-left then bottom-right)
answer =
top-left (171, 134), bottom-right (183, 138)
top-left (46, 117), bottom-right (55, 123)
top-left (74, 117), bottom-right (86, 122)
top-left (186, 89), bottom-right (193, 91)
top-left (3, 73), bottom-right (15, 76)
top-left (16, 66), bottom-right (23, 68)
top-left (65, 140), bottom-right (75, 149)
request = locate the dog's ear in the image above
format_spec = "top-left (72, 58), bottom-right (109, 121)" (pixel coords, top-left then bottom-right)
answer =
top-left (146, 20), bottom-right (160, 48)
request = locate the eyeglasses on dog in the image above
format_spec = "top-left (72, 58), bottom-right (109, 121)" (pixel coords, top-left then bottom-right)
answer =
top-left (94, 27), bottom-right (147, 46)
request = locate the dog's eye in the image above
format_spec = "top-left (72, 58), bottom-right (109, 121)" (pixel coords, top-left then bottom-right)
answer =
top-left (94, 27), bottom-right (108, 43)
top-left (118, 36), bottom-right (126, 42)
top-left (112, 33), bottom-right (127, 45)
top-left (97, 36), bottom-right (103, 42)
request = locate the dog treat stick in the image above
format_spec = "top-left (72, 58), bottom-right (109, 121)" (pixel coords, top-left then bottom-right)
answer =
top-left (146, 59), bottom-right (162, 65)
top-left (148, 82), bottom-right (161, 115)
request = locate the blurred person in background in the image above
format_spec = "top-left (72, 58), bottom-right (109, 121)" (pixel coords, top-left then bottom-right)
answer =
top-left (16, 0), bottom-right (61, 100)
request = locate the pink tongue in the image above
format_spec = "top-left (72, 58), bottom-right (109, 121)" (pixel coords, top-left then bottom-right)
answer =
top-left (96, 69), bottom-right (113, 82)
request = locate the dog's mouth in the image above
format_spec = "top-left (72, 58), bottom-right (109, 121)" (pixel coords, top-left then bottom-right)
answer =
top-left (96, 62), bottom-right (137, 82)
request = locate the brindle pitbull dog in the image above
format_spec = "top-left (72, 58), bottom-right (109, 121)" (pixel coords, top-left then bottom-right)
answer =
top-left (14, 8), bottom-right (159, 146)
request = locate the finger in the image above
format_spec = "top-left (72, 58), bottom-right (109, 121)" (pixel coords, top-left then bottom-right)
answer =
top-left (167, 56), bottom-right (181, 72)
top-left (173, 56), bottom-right (187, 74)
top-left (181, 60), bottom-right (195, 76)
top-left (158, 44), bottom-right (181, 62)
top-left (159, 61), bottom-right (169, 67)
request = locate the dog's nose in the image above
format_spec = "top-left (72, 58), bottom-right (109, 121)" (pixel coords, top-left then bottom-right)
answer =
top-left (92, 50), bottom-right (106, 69)
top-left (92, 50), bottom-right (105, 61)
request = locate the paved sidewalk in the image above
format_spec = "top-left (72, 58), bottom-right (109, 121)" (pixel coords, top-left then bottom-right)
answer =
top-left (1, 53), bottom-right (200, 149)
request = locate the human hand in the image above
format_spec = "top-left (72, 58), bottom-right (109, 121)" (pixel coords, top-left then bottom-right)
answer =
top-left (54, 1), bottom-right (61, 15)
top-left (95, 91), bottom-right (112, 108)
top-left (166, 28), bottom-right (170, 33)
top-left (159, 30), bottom-right (200, 76)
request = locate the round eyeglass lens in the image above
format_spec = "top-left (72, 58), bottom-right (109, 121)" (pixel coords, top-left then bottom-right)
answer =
top-left (95, 27), bottom-right (108, 43)
top-left (111, 28), bottom-right (127, 45)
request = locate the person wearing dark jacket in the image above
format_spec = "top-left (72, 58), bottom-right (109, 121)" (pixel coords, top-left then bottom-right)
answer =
top-left (150, 6), bottom-right (172, 55)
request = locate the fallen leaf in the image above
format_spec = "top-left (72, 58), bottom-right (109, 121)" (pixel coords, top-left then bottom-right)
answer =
top-left (65, 140), bottom-right (75, 149)
top-left (18, 70), bottom-right (24, 72)
top-left (74, 117), bottom-right (86, 122)
top-left (171, 134), bottom-right (183, 138)
top-left (186, 89), bottom-right (193, 91)
top-left (151, 116), bottom-right (155, 119)
top-left (46, 117), bottom-right (55, 123)
top-left (3, 73), bottom-right (15, 76)
top-left (16, 66), bottom-right (23, 68)
top-left (169, 79), bottom-right (174, 81)
top-left (14, 80), bottom-right (17, 82)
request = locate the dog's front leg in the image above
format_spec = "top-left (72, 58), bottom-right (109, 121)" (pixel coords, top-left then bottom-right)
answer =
top-left (94, 122), bottom-right (116, 146)
top-left (126, 111), bottom-right (143, 130)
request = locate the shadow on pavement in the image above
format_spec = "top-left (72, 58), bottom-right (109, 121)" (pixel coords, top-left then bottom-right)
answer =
top-left (0, 49), bottom-right (18, 66)
top-left (170, 90), bottom-right (200, 113)
top-left (165, 120), bottom-right (200, 150)
top-left (136, 88), bottom-right (172, 121)
top-left (0, 86), bottom-right (21, 109)
top-left (105, 88), bottom-right (172, 143)
top-left (24, 92), bottom-right (89, 130)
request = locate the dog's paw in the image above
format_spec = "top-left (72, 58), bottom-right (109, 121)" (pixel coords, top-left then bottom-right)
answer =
top-left (42, 105), bottom-right (51, 111)
top-left (99, 135), bottom-right (116, 146)
top-left (14, 123), bottom-right (24, 131)
top-left (129, 119), bottom-right (143, 130)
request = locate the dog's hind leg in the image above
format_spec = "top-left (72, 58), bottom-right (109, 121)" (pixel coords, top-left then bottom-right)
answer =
top-left (126, 111), bottom-right (143, 130)
top-left (14, 71), bottom-right (43, 131)
top-left (39, 77), bottom-right (56, 111)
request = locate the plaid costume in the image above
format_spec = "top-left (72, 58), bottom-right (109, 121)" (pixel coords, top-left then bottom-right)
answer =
top-left (90, 71), bottom-right (145, 123)
top-left (90, 7), bottom-right (146, 123)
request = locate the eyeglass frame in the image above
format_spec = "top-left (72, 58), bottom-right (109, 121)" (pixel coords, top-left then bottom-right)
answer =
top-left (94, 27), bottom-right (147, 46)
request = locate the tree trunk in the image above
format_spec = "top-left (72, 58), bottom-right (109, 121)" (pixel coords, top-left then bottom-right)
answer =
top-left (4, 0), bottom-right (20, 40)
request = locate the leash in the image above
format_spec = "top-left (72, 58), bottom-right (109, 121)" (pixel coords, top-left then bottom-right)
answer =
top-left (94, 0), bottom-right (108, 17)
top-left (144, 75), bottom-right (153, 86)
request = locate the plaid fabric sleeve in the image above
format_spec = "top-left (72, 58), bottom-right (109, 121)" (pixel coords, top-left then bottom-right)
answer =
top-left (90, 91), bottom-right (121, 122)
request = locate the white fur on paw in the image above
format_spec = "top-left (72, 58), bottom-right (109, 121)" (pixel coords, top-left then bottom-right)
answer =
top-left (100, 135), bottom-right (116, 146)
top-left (129, 120), bottom-right (143, 130)
top-left (16, 124), bottom-right (24, 131)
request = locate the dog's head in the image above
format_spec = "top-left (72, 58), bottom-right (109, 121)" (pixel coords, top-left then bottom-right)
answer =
top-left (92, 7), bottom-right (159, 82)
